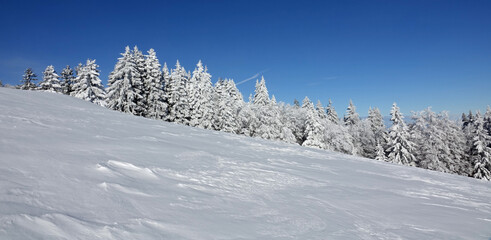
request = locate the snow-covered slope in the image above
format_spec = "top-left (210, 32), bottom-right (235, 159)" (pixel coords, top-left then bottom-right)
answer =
top-left (0, 88), bottom-right (490, 240)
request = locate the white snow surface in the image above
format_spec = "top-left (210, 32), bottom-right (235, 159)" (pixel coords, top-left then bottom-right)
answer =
top-left (0, 88), bottom-right (490, 239)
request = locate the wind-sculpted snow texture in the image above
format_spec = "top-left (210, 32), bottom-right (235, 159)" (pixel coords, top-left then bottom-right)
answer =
top-left (0, 88), bottom-right (490, 239)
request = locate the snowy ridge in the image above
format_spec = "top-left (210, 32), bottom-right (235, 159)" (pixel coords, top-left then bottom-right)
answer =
top-left (0, 88), bottom-right (490, 239)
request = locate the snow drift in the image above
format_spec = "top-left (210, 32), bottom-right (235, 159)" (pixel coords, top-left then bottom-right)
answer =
top-left (0, 88), bottom-right (490, 239)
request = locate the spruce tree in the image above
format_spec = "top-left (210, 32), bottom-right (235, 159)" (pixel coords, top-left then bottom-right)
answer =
top-left (71, 59), bottom-right (106, 106)
top-left (316, 100), bottom-right (326, 119)
top-left (368, 107), bottom-right (387, 147)
top-left (469, 112), bottom-right (491, 180)
top-left (439, 111), bottom-right (468, 174)
top-left (326, 99), bottom-right (339, 124)
top-left (293, 99), bottom-right (300, 108)
top-left (106, 46), bottom-right (144, 115)
top-left (60, 65), bottom-right (75, 95)
top-left (164, 60), bottom-right (191, 124)
top-left (188, 61), bottom-right (215, 129)
top-left (344, 99), bottom-right (360, 126)
top-left (302, 98), bottom-right (325, 149)
top-left (386, 103), bottom-right (417, 166)
top-left (20, 68), bottom-right (37, 90)
top-left (39, 65), bottom-right (62, 92)
top-left (410, 108), bottom-right (448, 172)
top-left (375, 142), bottom-right (386, 161)
top-left (484, 106), bottom-right (491, 138)
top-left (250, 78), bottom-right (282, 140)
top-left (344, 100), bottom-right (362, 155)
top-left (253, 76), bottom-right (269, 106)
top-left (213, 79), bottom-right (241, 133)
top-left (143, 49), bottom-right (166, 119)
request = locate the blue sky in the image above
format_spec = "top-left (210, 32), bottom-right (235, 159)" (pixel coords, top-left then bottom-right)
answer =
top-left (1, 0), bottom-right (490, 116)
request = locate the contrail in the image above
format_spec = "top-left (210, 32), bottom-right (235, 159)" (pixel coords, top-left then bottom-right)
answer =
top-left (236, 69), bottom-right (268, 85)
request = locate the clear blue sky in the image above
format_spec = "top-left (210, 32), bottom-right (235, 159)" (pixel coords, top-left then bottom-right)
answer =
top-left (1, 0), bottom-right (490, 116)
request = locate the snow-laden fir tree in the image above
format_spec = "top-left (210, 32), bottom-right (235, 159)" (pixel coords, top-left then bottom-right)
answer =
top-left (316, 100), bottom-right (326, 119)
top-left (439, 111), bottom-right (468, 174)
top-left (326, 99), bottom-right (339, 124)
top-left (60, 65), bottom-right (75, 95)
top-left (276, 103), bottom-right (297, 144)
top-left (469, 111), bottom-right (491, 180)
top-left (133, 46), bottom-right (147, 111)
top-left (143, 49), bottom-right (166, 119)
top-left (293, 99), bottom-right (300, 108)
top-left (133, 46), bottom-right (146, 73)
top-left (462, 113), bottom-right (470, 130)
top-left (344, 100), bottom-right (363, 155)
top-left (302, 97), bottom-right (325, 149)
top-left (284, 102), bottom-right (307, 144)
top-left (375, 142), bottom-right (386, 161)
top-left (188, 61), bottom-right (215, 129)
top-left (20, 68), bottom-right (37, 90)
top-left (410, 108), bottom-right (449, 172)
top-left (164, 60), bottom-right (191, 124)
top-left (344, 100), bottom-right (360, 126)
top-left (39, 65), bottom-right (62, 92)
top-left (357, 119), bottom-right (377, 158)
top-left (213, 79), bottom-right (242, 133)
top-left (253, 76), bottom-right (269, 106)
top-left (484, 106), bottom-right (491, 139)
top-left (106, 46), bottom-right (145, 115)
top-left (250, 77), bottom-right (283, 140)
top-left (386, 103), bottom-right (417, 166)
top-left (237, 102), bottom-right (257, 137)
top-left (323, 120), bottom-right (355, 154)
top-left (363, 107), bottom-right (388, 159)
top-left (368, 107), bottom-right (387, 144)
top-left (71, 59), bottom-right (106, 106)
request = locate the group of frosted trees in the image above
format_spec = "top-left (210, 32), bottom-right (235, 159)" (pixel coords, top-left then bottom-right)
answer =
top-left (16, 46), bottom-right (491, 181)
top-left (19, 60), bottom-right (105, 105)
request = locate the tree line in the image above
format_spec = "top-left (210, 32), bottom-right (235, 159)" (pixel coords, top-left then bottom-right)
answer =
top-left (13, 46), bottom-right (491, 181)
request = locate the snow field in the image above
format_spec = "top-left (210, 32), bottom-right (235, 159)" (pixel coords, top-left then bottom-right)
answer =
top-left (0, 88), bottom-right (490, 239)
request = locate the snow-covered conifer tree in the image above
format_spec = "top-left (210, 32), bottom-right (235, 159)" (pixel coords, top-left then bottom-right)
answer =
top-left (213, 79), bottom-right (242, 133)
top-left (344, 100), bottom-right (360, 126)
top-left (343, 100), bottom-right (362, 155)
top-left (106, 46), bottom-right (145, 115)
top-left (410, 108), bottom-right (449, 172)
top-left (143, 49), bottom-right (166, 119)
top-left (71, 59), bottom-right (105, 106)
top-left (60, 65), bottom-right (75, 95)
top-left (326, 99), bottom-right (339, 124)
top-left (253, 76), bottom-right (269, 106)
top-left (293, 99), bottom-right (300, 108)
top-left (375, 142), bottom-right (386, 161)
top-left (284, 103), bottom-right (307, 144)
top-left (469, 112), bottom-right (491, 180)
top-left (302, 98), bottom-right (325, 149)
top-left (484, 106), bottom-right (491, 138)
top-left (164, 60), bottom-right (191, 124)
top-left (188, 61), bottom-right (215, 128)
top-left (276, 103), bottom-right (297, 144)
top-left (386, 103), bottom-right (417, 166)
top-left (39, 65), bottom-right (62, 92)
top-left (316, 100), bottom-right (326, 119)
top-left (323, 121), bottom-right (354, 154)
top-left (133, 46), bottom-right (147, 113)
top-left (439, 111), bottom-right (468, 174)
top-left (368, 107), bottom-right (387, 143)
top-left (250, 79), bottom-right (283, 140)
top-left (238, 102), bottom-right (258, 137)
top-left (20, 68), bottom-right (37, 90)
